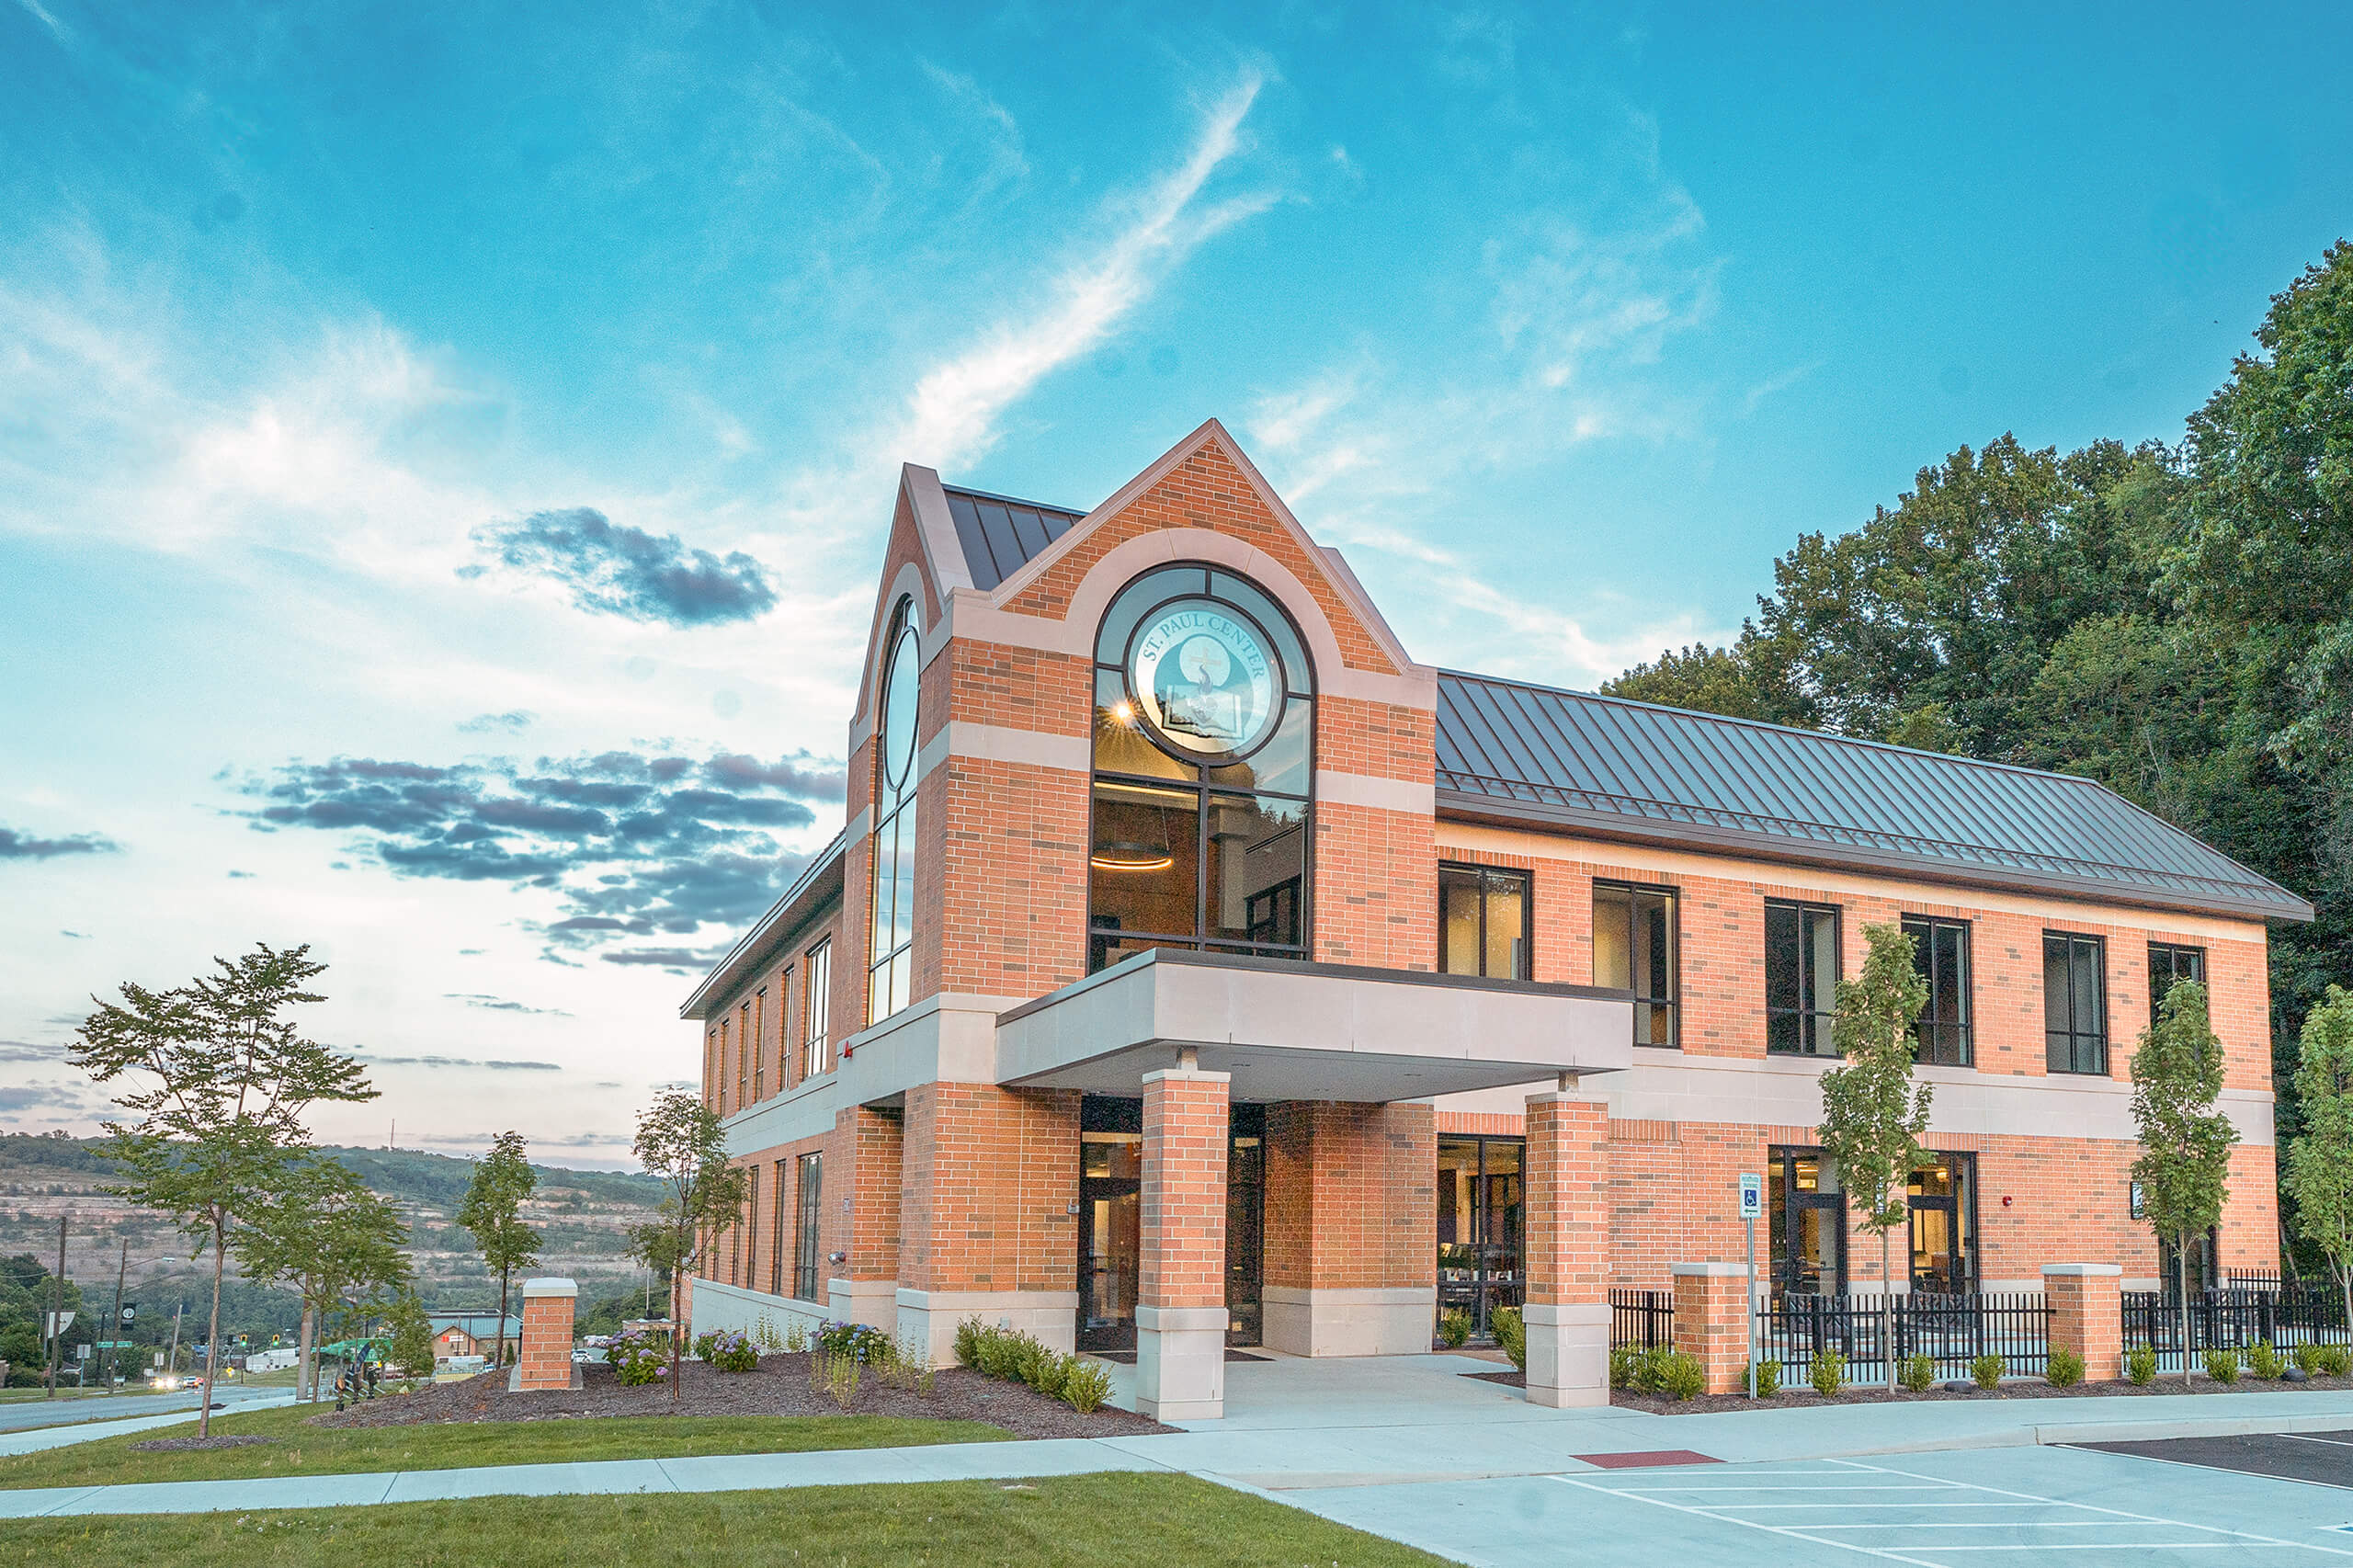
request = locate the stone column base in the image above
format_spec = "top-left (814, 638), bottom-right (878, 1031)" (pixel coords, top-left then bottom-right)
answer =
top-left (1136, 1304), bottom-right (1227, 1421)
top-left (1524, 1301), bottom-right (1610, 1408)
top-left (1262, 1287), bottom-right (1436, 1358)
top-left (828, 1277), bottom-right (897, 1329)
top-left (897, 1289), bottom-right (1079, 1366)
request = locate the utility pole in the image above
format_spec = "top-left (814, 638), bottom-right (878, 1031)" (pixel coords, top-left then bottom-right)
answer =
top-left (46, 1216), bottom-right (66, 1401)
top-left (107, 1239), bottom-right (128, 1395)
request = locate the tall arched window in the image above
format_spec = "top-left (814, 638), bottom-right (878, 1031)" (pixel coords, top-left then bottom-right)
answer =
top-left (867, 598), bottom-right (920, 1023)
top-left (1087, 565), bottom-right (1314, 972)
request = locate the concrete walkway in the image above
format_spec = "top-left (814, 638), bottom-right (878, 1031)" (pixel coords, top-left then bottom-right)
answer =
top-left (0, 1395), bottom-right (296, 1459)
top-left (6, 1353), bottom-right (2353, 1521)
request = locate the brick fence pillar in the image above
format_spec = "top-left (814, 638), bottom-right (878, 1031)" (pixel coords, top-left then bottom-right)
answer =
top-left (1137, 1064), bottom-right (1230, 1421)
top-left (1523, 1088), bottom-right (1610, 1408)
top-left (1673, 1263), bottom-right (1756, 1394)
top-left (2042, 1263), bottom-right (2123, 1381)
top-left (515, 1277), bottom-right (580, 1392)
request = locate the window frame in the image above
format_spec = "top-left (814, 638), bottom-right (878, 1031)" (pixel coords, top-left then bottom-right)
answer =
top-left (867, 597), bottom-right (922, 1027)
top-left (803, 939), bottom-right (833, 1079)
top-left (1765, 899), bottom-right (1843, 1057)
top-left (737, 1000), bottom-right (751, 1108)
top-left (718, 1017), bottom-right (733, 1115)
top-left (2044, 930), bottom-right (2109, 1075)
top-left (1438, 861), bottom-right (1534, 982)
top-left (1590, 878), bottom-right (1679, 1048)
top-left (792, 1152), bottom-right (824, 1303)
top-left (740, 1164), bottom-right (758, 1289)
top-left (769, 1159), bottom-right (790, 1295)
top-left (1902, 914), bottom-right (1973, 1067)
top-left (2148, 942), bottom-right (2207, 1029)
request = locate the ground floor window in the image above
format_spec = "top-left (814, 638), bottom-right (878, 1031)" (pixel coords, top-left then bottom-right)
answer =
top-left (793, 1152), bottom-right (823, 1303)
top-left (1438, 1135), bottom-right (1523, 1338)
top-left (1771, 1145), bottom-right (1984, 1298)
top-left (769, 1159), bottom-right (789, 1296)
top-left (1074, 1096), bottom-right (1265, 1352)
top-left (1907, 1153), bottom-right (1977, 1294)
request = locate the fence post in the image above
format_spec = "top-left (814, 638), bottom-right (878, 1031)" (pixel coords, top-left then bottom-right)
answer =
top-left (2042, 1264), bottom-right (2122, 1382)
top-left (1672, 1263), bottom-right (1754, 1394)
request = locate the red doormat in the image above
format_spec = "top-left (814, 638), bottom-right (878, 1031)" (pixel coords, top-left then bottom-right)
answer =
top-left (1571, 1449), bottom-right (1722, 1470)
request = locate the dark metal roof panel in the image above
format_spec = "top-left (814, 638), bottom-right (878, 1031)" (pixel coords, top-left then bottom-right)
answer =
top-left (939, 485), bottom-right (1086, 594)
top-left (1435, 671), bottom-right (2312, 921)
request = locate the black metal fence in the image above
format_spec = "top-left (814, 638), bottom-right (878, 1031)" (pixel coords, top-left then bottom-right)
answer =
top-left (1757, 1292), bottom-right (2051, 1386)
top-left (1609, 1289), bottom-right (1676, 1350)
top-left (2124, 1284), bottom-right (2351, 1366)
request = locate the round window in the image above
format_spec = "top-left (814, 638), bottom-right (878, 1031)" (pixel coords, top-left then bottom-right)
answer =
top-left (881, 621), bottom-right (919, 790)
top-left (1125, 598), bottom-right (1283, 760)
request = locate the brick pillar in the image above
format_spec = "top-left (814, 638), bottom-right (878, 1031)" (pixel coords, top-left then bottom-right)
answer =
top-left (2043, 1263), bottom-right (2123, 1381)
top-left (1673, 1263), bottom-right (1755, 1394)
top-left (1261, 1101), bottom-right (1437, 1357)
top-left (828, 1106), bottom-right (903, 1328)
top-left (1523, 1088), bottom-right (1609, 1408)
top-left (514, 1277), bottom-right (579, 1392)
top-left (1137, 1065), bottom-right (1230, 1421)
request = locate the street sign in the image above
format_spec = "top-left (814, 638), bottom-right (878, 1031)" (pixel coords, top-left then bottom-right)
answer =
top-left (1738, 1173), bottom-right (1763, 1220)
top-left (120, 1305), bottom-right (135, 1323)
top-left (1739, 1174), bottom-right (1764, 1399)
top-left (74, 1345), bottom-right (90, 1361)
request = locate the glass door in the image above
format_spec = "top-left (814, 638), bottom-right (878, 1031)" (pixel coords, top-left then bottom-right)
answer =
top-left (1078, 1130), bottom-right (1142, 1351)
top-left (1769, 1147), bottom-right (1847, 1298)
top-left (1438, 1136), bottom-right (1524, 1339)
top-left (1907, 1153), bottom-right (1976, 1295)
top-left (1226, 1105), bottom-right (1265, 1347)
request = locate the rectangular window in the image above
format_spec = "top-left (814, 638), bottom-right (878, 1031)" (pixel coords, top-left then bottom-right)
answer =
top-left (1766, 900), bottom-right (1841, 1056)
top-left (718, 1018), bottom-right (732, 1115)
top-left (803, 940), bottom-right (833, 1078)
top-left (1438, 863), bottom-right (1530, 980)
top-left (779, 965), bottom-right (796, 1088)
top-left (752, 989), bottom-right (766, 1101)
top-left (741, 1165), bottom-right (758, 1289)
top-left (2045, 932), bottom-right (2109, 1074)
top-left (737, 1002), bottom-right (751, 1107)
top-left (704, 1029), bottom-right (718, 1110)
top-left (770, 1160), bottom-right (790, 1295)
top-left (1904, 915), bottom-right (1972, 1067)
top-left (2148, 942), bottom-right (2206, 1028)
top-left (793, 1152), bottom-right (824, 1302)
top-left (1593, 881), bottom-right (1678, 1047)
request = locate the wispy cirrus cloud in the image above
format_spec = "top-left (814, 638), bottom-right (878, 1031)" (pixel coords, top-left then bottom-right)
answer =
top-left (0, 824), bottom-right (119, 860)
top-left (465, 508), bottom-right (779, 627)
top-left (458, 710), bottom-right (536, 734)
top-left (444, 993), bottom-right (573, 1017)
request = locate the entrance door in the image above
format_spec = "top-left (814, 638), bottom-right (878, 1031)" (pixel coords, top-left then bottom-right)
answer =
top-left (1078, 1129), bottom-right (1142, 1352)
top-left (1438, 1136), bottom-right (1523, 1338)
top-left (1769, 1146), bottom-right (1847, 1298)
top-left (1226, 1105), bottom-right (1265, 1347)
top-left (1908, 1153), bottom-right (1976, 1295)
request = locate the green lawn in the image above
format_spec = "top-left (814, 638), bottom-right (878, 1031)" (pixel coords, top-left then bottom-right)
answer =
top-left (0, 1401), bottom-right (1012, 1491)
top-left (0, 1472), bottom-right (1446, 1567)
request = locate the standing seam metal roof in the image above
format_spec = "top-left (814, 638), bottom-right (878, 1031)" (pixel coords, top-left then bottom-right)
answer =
top-left (942, 486), bottom-right (1086, 591)
top-left (1436, 670), bottom-right (2312, 921)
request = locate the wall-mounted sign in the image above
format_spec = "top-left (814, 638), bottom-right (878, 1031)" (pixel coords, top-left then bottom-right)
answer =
top-left (1129, 601), bottom-right (1280, 760)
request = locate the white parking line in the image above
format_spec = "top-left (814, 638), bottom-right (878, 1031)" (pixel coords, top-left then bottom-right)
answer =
top-left (2283, 1434), bottom-right (2353, 1449)
top-left (1550, 1456), bottom-right (2353, 1566)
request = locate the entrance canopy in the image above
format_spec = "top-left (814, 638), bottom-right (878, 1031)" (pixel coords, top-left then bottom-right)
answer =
top-left (997, 948), bottom-right (1632, 1101)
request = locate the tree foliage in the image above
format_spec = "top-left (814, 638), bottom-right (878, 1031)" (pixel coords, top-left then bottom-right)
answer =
top-left (626, 1091), bottom-right (747, 1401)
top-left (2130, 981), bottom-right (2236, 1381)
top-left (1817, 922), bottom-right (1933, 1348)
top-left (457, 1131), bottom-right (540, 1369)
top-left (385, 1288), bottom-right (436, 1379)
top-left (2289, 987), bottom-right (2353, 1325)
top-left (236, 1153), bottom-right (411, 1400)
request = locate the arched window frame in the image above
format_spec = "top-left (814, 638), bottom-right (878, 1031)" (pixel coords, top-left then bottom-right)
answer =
top-left (866, 597), bottom-right (921, 1024)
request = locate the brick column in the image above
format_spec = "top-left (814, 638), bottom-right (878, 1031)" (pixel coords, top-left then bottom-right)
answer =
top-left (1673, 1263), bottom-right (1756, 1394)
top-left (827, 1106), bottom-right (903, 1328)
top-left (1522, 1088), bottom-right (1610, 1408)
top-left (514, 1277), bottom-right (579, 1392)
top-left (2043, 1263), bottom-right (2123, 1381)
top-left (1137, 1065), bottom-right (1230, 1421)
top-left (1261, 1101), bottom-right (1437, 1357)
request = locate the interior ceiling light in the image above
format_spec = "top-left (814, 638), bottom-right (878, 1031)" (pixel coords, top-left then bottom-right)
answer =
top-left (1090, 843), bottom-right (1175, 872)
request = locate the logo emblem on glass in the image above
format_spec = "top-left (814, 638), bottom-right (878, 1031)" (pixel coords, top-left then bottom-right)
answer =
top-left (1128, 601), bottom-right (1280, 759)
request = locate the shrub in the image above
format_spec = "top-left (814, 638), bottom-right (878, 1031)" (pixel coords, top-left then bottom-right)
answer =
top-left (812, 1349), bottom-right (862, 1409)
top-left (2203, 1347), bottom-right (2240, 1384)
top-left (1898, 1354), bottom-right (1937, 1393)
top-left (607, 1328), bottom-right (666, 1388)
top-left (880, 1336), bottom-right (936, 1395)
top-left (953, 1318), bottom-right (984, 1369)
top-left (813, 1322), bottom-right (893, 1364)
top-left (1438, 1309), bottom-right (1472, 1349)
top-left (1810, 1348), bottom-right (1846, 1397)
top-left (1608, 1344), bottom-right (1643, 1391)
top-left (2126, 1345), bottom-right (2158, 1386)
top-left (2247, 1342), bottom-right (2283, 1381)
top-left (2316, 1344), bottom-right (2351, 1379)
top-left (1740, 1359), bottom-right (1781, 1397)
top-left (1971, 1353), bottom-right (2005, 1391)
top-left (2295, 1342), bottom-right (2325, 1375)
top-left (753, 1319), bottom-right (782, 1351)
top-left (1061, 1358), bottom-right (1114, 1415)
top-left (692, 1329), bottom-right (758, 1373)
top-left (784, 1322), bottom-right (808, 1354)
top-left (1655, 1350), bottom-right (1706, 1402)
top-left (1019, 1344), bottom-right (1067, 1400)
top-left (2046, 1347), bottom-right (2085, 1388)
top-left (1492, 1306), bottom-right (1527, 1372)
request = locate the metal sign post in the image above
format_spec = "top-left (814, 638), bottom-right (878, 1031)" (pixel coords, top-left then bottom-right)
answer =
top-left (1739, 1174), bottom-right (1764, 1399)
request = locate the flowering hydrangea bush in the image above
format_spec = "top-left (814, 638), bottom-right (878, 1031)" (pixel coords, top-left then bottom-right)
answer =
top-left (813, 1321), bottom-right (893, 1363)
top-left (606, 1327), bottom-right (668, 1387)
top-left (694, 1328), bottom-right (760, 1373)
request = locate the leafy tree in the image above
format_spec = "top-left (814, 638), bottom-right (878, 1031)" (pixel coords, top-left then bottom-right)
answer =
top-left (236, 1153), bottom-right (411, 1401)
top-left (68, 944), bottom-right (376, 1435)
top-left (2289, 987), bottom-right (2353, 1331)
top-left (2131, 981), bottom-right (2237, 1385)
top-left (1601, 641), bottom-right (1789, 722)
top-left (385, 1288), bottom-right (436, 1380)
top-left (626, 1092), bottom-right (746, 1402)
top-left (456, 1131), bottom-right (541, 1369)
top-left (1816, 923), bottom-right (1933, 1364)
top-left (0, 1256), bottom-right (82, 1388)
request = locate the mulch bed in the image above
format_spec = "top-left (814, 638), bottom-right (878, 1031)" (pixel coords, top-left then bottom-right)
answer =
top-left (1463, 1367), bottom-right (2353, 1414)
top-left (130, 1434), bottom-right (278, 1451)
top-left (307, 1356), bottom-right (1176, 1439)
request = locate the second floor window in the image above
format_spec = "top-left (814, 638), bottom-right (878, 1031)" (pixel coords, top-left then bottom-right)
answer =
top-left (1439, 863), bottom-right (1529, 979)
top-left (1904, 915), bottom-right (1972, 1067)
top-left (1766, 900), bottom-right (1840, 1056)
top-left (718, 1018), bottom-right (733, 1114)
top-left (737, 1000), bottom-right (751, 1106)
top-left (803, 939), bottom-right (833, 1078)
top-left (2149, 942), bottom-right (2207, 1028)
top-left (751, 989), bottom-right (766, 1101)
top-left (2045, 932), bottom-right (2108, 1074)
top-left (1594, 881), bottom-right (1677, 1047)
top-left (868, 598), bottom-right (921, 1025)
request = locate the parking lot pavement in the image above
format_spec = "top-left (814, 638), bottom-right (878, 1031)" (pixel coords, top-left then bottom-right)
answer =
top-left (1278, 1443), bottom-right (2353, 1566)
top-left (2082, 1428), bottom-right (2353, 1489)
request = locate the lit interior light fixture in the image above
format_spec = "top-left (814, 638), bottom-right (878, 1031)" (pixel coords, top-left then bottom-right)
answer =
top-left (1090, 842), bottom-right (1175, 872)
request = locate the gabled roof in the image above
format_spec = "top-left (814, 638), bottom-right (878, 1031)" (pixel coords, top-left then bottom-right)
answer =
top-left (1437, 672), bottom-right (2313, 923)
top-left (942, 486), bottom-right (1086, 591)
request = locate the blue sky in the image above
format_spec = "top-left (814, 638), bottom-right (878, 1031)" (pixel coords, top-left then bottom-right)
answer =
top-left (3, 1), bottom-right (2347, 1165)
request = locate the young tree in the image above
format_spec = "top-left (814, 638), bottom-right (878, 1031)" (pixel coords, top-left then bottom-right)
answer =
top-left (1816, 922), bottom-right (1934, 1376)
top-left (385, 1288), bottom-right (436, 1381)
top-left (2131, 980), bottom-right (2237, 1386)
top-left (456, 1131), bottom-right (540, 1369)
top-left (626, 1091), bottom-right (746, 1403)
top-left (2290, 987), bottom-right (2353, 1332)
top-left (69, 944), bottom-right (375, 1436)
top-left (236, 1153), bottom-right (412, 1401)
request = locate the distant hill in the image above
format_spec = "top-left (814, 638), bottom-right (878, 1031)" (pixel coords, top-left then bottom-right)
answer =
top-left (0, 1133), bottom-right (665, 1315)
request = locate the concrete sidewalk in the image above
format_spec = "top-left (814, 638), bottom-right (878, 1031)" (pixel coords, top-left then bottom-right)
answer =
top-left (6, 1353), bottom-right (2353, 1519)
top-left (0, 1395), bottom-right (297, 1459)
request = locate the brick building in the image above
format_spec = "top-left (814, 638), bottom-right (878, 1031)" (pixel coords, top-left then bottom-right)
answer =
top-left (678, 419), bottom-right (2310, 1416)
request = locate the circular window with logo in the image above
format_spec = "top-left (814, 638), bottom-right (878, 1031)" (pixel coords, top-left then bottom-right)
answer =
top-left (1125, 599), bottom-right (1283, 761)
